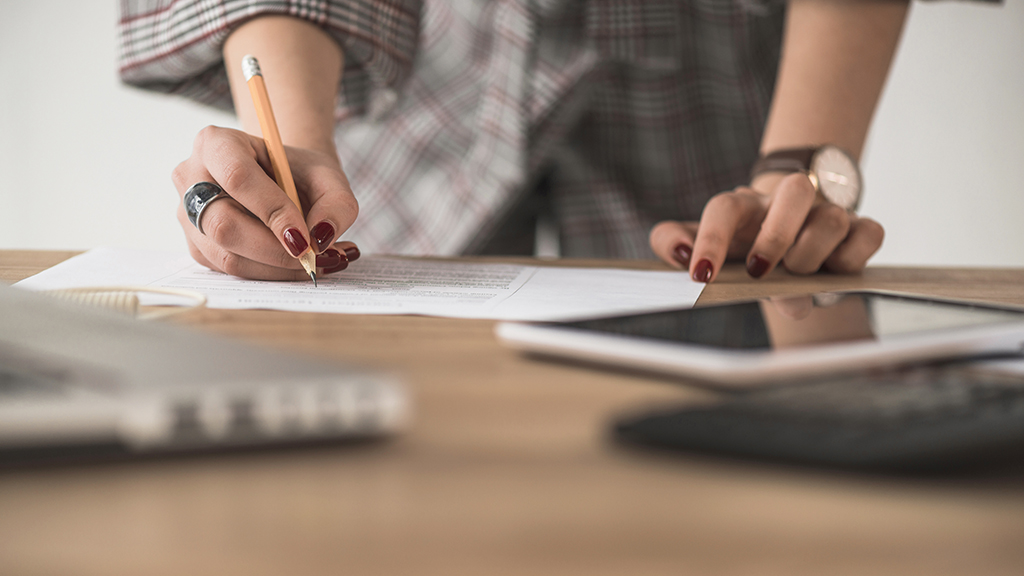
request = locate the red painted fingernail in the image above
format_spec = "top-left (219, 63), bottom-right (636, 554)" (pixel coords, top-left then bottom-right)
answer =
top-left (746, 254), bottom-right (770, 279)
top-left (315, 248), bottom-right (345, 270)
top-left (672, 244), bottom-right (692, 268)
top-left (311, 221), bottom-right (336, 253)
top-left (322, 250), bottom-right (349, 275)
top-left (693, 259), bottom-right (713, 283)
top-left (283, 228), bottom-right (308, 257)
top-left (343, 246), bottom-right (360, 262)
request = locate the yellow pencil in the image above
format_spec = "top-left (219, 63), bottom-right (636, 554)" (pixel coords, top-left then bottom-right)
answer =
top-left (241, 54), bottom-right (318, 286)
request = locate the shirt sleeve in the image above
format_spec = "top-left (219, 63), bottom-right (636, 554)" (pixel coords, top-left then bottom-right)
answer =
top-left (117, 0), bottom-right (422, 118)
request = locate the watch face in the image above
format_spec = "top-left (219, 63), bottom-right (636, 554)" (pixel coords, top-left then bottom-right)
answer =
top-left (810, 146), bottom-right (862, 210)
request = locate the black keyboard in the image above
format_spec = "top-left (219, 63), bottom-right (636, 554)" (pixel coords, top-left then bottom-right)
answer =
top-left (612, 366), bottom-right (1024, 473)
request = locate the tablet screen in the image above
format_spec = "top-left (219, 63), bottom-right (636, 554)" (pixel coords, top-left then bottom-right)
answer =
top-left (561, 293), bottom-right (1024, 351)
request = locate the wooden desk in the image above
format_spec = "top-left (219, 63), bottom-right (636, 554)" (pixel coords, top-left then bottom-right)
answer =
top-left (2, 250), bottom-right (1024, 576)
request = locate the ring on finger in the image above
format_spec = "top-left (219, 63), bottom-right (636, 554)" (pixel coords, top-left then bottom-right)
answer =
top-left (184, 182), bottom-right (230, 235)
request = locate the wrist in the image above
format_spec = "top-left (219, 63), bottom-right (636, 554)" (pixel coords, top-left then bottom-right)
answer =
top-left (752, 145), bottom-right (863, 210)
top-left (299, 137), bottom-right (340, 160)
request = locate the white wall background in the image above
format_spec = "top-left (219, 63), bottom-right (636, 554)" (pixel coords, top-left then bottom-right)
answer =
top-left (1, 1), bottom-right (1022, 266)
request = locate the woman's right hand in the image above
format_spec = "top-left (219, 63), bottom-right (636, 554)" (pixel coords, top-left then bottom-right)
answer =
top-left (172, 125), bottom-right (360, 281)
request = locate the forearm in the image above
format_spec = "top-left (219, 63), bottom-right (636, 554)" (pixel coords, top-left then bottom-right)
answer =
top-left (759, 0), bottom-right (910, 163)
top-left (224, 16), bottom-right (344, 157)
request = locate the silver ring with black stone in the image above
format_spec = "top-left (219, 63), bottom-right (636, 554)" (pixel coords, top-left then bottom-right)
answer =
top-left (183, 182), bottom-right (230, 235)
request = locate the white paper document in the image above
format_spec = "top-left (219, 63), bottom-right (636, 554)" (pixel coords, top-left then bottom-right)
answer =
top-left (15, 248), bottom-right (704, 321)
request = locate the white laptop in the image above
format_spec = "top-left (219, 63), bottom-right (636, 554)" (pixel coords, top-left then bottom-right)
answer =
top-left (0, 283), bottom-right (408, 465)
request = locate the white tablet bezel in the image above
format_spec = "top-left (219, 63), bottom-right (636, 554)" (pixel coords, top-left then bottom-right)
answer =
top-left (495, 290), bottom-right (1024, 387)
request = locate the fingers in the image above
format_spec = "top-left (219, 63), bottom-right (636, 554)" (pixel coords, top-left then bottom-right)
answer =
top-left (656, 178), bottom-right (819, 282)
top-left (780, 202), bottom-right (851, 275)
top-left (177, 193), bottom-right (303, 270)
top-left (174, 143), bottom-right (305, 273)
top-left (823, 214), bottom-right (885, 273)
top-left (689, 190), bottom-right (766, 282)
top-left (179, 199), bottom-right (359, 279)
top-left (189, 243), bottom-right (351, 280)
top-left (289, 149), bottom-right (360, 254)
top-left (172, 125), bottom-right (363, 281)
top-left (187, 243), bottom-right (313, 281)
top-left (192, 126), bottom-right (313, 259)
top-left (334, 240), bottom-right (361, 263)
top-left (179, 200), bottom-right (354, 279)
top-left (649, 221), bottom-right (699, 270)
top-left (744, 173), bottom-right (818, 278)
top-left (663, 170), bottom-right (882, 283)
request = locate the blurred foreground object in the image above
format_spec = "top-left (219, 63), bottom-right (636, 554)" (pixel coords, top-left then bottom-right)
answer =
top-left (0, 284), bottom-right (407, 467)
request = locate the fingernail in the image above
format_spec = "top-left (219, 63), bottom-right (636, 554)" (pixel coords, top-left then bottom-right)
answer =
top-left (315, 248), bottom-right (345, 270)
top-left (311, 221), bottom-right (336, 253)
top-left (746, 254), bottom-right (770, 279)
top-left (322, 250), bottom-right (349, 274)
top-left (283, 228), bottom-right (308, 257)
top-left (343, 246), bottom-right (360, 262)
top-left (672, 244), bottom-right (692, 268)
top-left (693, 259), bottom-right (713, 283)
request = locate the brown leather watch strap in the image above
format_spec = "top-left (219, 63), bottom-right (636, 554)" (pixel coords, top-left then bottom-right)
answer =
top-left (750, 148), bottom-right (818, 180)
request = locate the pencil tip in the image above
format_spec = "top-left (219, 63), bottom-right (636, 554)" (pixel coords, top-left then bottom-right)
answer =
top-left (310, 270), bottom-right (318, 287)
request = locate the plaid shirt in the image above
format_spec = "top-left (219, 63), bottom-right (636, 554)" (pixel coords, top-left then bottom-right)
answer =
top-left (119, 0), bottom-right (807, 258)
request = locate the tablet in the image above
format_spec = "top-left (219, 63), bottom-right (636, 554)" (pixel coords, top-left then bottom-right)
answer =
top-left (495, 291), bottom-right (1024, 386)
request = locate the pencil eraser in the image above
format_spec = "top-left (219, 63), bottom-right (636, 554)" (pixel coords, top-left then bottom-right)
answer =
top-left (242, 55), bottom-right (262, 81)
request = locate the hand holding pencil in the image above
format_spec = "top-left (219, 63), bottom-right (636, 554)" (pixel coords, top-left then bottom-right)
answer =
top-left (243, 54), bottom-right (320, 285)
top-left (171, 35), bottom-right (360, 282)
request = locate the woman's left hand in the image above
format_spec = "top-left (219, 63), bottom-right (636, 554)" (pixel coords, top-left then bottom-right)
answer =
top-left (649, 173), bottom-right (884, 282)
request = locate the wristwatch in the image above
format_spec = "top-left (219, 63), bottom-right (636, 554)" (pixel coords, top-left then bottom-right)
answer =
top-left (750, 145), bottom-right (862, 211)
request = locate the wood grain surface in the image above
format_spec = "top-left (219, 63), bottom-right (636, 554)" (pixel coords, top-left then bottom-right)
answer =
top-left (2, 250), bottom-right (1024, 576)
